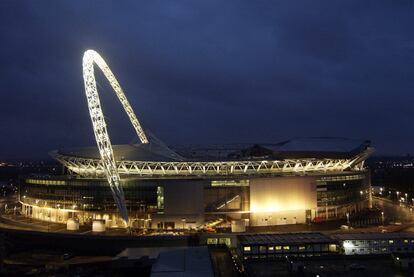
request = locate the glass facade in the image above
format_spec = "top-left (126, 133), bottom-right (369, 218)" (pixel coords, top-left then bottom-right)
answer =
top-left (20, 177), bottom-right (160, 214)
top-left (316, 173), bottom-right (369, 207)
top-left (20, 171), bottom-right (370, 228)
top-left (204, 183), bottom-right (249, 212)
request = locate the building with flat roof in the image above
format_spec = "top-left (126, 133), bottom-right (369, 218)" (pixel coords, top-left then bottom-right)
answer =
top-left (238, 232), bottom-right (338, 260)
top-left (332, 232), bottom-right (414, 255)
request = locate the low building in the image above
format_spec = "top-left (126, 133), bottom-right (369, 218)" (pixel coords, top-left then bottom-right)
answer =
top-left (332, 232), bottom-right (414, 255)
top-left (238, 232), bottom-right (338, 260)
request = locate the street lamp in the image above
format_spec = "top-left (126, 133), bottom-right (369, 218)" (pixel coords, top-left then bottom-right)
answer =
top-left (405, 193), bottom-right (408, 203)
top-left (181, 218), bottom-right (186, 230)
top-left (381, 211), bottom-right (384, 225)
top-left (346, 212), bottom-right (350, 226)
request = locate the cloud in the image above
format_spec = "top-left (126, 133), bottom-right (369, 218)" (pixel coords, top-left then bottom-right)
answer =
top-left (0, 0), bottom-right (413, 159)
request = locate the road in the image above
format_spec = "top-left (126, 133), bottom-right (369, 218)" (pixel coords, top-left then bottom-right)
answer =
top-left (372, 196), bottom-right (414, 223)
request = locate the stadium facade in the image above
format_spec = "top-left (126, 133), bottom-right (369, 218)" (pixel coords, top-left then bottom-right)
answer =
top-left (19, 50), bottom-right (374, 230)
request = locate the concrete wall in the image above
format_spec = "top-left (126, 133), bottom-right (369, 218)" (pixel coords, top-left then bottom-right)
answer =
top-left (249, 176), bottom-right (317, 226)
top-left (155, 179), bottom-right (207, 228)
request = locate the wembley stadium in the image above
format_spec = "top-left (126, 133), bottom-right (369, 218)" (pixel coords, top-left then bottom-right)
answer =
top-left (19, 50), bottom-right (374, 231)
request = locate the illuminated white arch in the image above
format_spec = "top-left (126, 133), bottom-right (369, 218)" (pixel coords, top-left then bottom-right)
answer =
top-left (82, 49), bottom-right (148, 223)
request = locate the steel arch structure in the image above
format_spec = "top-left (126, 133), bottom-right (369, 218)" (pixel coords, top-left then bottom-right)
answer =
top-left (82, 49), bottom-right (148, 223)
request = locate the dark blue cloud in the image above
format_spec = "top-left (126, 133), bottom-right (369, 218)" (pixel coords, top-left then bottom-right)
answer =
top-left (0, 1), bottom-right (413, 159)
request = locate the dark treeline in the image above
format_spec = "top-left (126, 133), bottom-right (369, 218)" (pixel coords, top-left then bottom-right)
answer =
top-left (368, 156), bottom-right (414, 194)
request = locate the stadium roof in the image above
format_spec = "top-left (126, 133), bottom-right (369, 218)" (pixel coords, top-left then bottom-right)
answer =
top-left (53, 137), bottom-right (371, 162)
top-left (55, 142), bottom-right (183, 162)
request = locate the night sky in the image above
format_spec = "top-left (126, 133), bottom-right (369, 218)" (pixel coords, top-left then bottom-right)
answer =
top-left (0, 1), bottom-right (413, 160)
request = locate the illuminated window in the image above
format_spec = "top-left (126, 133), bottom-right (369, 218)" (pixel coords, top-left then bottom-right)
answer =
top-left (157, 186), bottom-right (164, 210)
top-left (211, 180), bottom-right (249, 187)
top-left (207, 238), bottom-right (218, 245)
top-left (243, 246), bottom-right (251, 252)
top-left (268, 246), bottom-right (274, 251)
top-left (218, 238), bottom-right (231, 247)
top-left (318, 174), bottom-right (364, 182)
top-left (259, 246), bottom-right (267, 253)
top-left (299, 246), bottom-right (305, 251)
top-left (389, 240), bottom-right (394, 244)
top-left (26, 179), bottom-right (65, 185)
top-left (404, 240), bottom-right (409, 244)
top-left (275, 246), bottom-right (282, 250)
top-left (283, 246), bottom-right (290, 250)
top-left (329, 244), bottom-right (337, 252)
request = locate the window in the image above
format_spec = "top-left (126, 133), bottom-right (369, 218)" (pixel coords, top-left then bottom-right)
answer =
top-left (299, 246), bottom-right (305, 251)
top-left (207, 238), bottom-right (218, 245)
top-left (268, 246), bottom-right (274, 251)
top-left (243, 246), bottom-right (251, 252)
top-left (259, 246), bottom-right (267, 253)
top-left (328, 244), bottom-right (337, 252)
top-left (283, 246), bottom-right (290, 250)
top-left (26, 179), bottom-right (65, 185)
top-left (404, 240), bottom-right (409, 244)
top-left (218, 238), bottom-right (231, 247)
top-left (211, 180), bottom-right (249, 187)
top-left (389, 240), bottom-right (394, 244)
top-left (157, 186), bottom-right (164, 210)
top-left (275, 246), bottom-right (282, 251)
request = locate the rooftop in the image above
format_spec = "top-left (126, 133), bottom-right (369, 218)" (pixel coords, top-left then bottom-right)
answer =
top-left (53, 137), bottom-right (371, 162)
top-left (150, 246), bottom-right (214, 277)
top-left (332, 232), bottom-right (414, 241)
top-left (238, 232), bottom-right (336, 246)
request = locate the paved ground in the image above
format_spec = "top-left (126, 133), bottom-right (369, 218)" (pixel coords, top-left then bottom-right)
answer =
top-left (1, 195), bottom-right (414, 236)
top-left (3, 213), bottom-right (407, 237)
top-left (373, 196), bottom-right (414, 223)
top-left (0, 214), bottom-right (135, 236)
